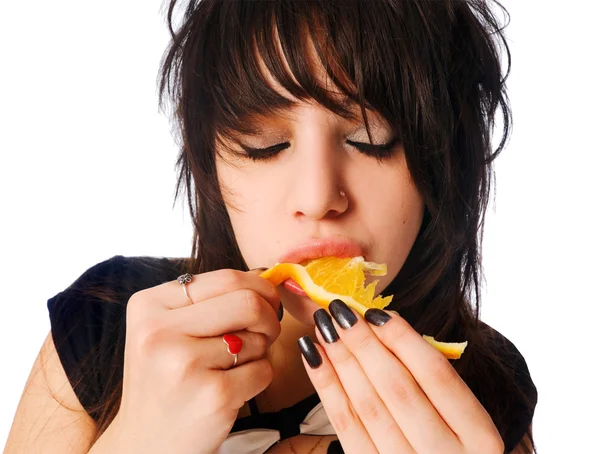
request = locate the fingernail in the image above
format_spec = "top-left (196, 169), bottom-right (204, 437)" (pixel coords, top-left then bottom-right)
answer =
top-left (277, 301), bottom-right (284, 321)
top-left (313, 309), bottom-right (339, 343)
top-left (298, 336), bottom-right (322, 369)
top-left (364, 308), bottom-right (391, 326)
top-left (329, 299), bottom-right (357, 329)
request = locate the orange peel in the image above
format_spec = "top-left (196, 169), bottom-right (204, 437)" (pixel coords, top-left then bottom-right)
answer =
top-left (259, 256), bottom-right (468, 360)
top-left (422, 336), bottom-right (468, 360)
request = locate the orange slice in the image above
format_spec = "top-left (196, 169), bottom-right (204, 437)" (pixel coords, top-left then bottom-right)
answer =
top-left (422, 336), bottom-right (468, 360)
top-left (260, 256), bottom-right (392, 316)
top-left (260, 256), bottom-right (468, 359)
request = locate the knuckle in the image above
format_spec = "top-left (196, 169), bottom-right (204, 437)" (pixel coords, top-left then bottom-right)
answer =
top-left (268, 285), bottom-right (279, 303)
top-left (257, 358), bottom-right (274, 384)
top-left (389, 319), bottom-right (412, 344)
top-left (214, 269), bottom-right (244, 290)
top-left (389, 377), bottom-right (419, 406)
top-left (270, 318), bottom-right (282, 340)
top-left (164, 345), bottom-right (198, 381)
top-left (246, 359), bottom-right (274, 396)
top-left (317, 369), bottom-right (339, 392)
top-left (254, 334), bottom-right (269, 355)
top-left (334, 347), bottom-right (355, 366)
top-left (243, 359), bottom-right (274, 400)
top-left (242, 290), bottom-right (264, 322)
top-left (135, 317), bottom-right (171, 354)
top-left (127, 289), bottom-right (143, 308)
top-left (431, 353), bottom-right (459, 386)
top-left (354, 332), bottom-right (375, 353)
top-left (203, 378), bottom-right (234, 411)
top-left (129, 323), bottom-right (199, 383)
top-left (130, 287), bottom-right (150, 303)
top-left (127, 290), bottom-right (149, 319)
top-left (330, 400), bottom-right (359, 434)
top-left (354, 398), bottom-right (382, 424)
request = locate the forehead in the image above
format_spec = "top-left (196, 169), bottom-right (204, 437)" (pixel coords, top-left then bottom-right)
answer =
top-left (237, 45), bottom-right (388, 135)
top-left (250, 23), bottom-right (370, 122)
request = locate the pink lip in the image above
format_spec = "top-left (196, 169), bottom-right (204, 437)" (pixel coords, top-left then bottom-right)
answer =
top-left (282, 279), bottom-right (308, 296)
top-left (277, 238), bottom-right (365, 265)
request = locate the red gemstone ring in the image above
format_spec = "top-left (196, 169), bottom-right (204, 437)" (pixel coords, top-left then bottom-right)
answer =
top-left (222, 334), bottom-right (243, 369)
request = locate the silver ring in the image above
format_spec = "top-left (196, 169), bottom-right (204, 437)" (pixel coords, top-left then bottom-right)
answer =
top-left (177, 273), bottom-right (193, 304)
top-left (231, 354), bottom-right (238, 368)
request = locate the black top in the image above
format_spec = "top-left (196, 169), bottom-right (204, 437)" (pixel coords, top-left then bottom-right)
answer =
top-left (47, 255), bottom-right (537, 453)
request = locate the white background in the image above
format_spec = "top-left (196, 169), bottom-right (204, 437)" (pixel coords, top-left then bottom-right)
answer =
top-left (1, 1), bottom-right (598, 452)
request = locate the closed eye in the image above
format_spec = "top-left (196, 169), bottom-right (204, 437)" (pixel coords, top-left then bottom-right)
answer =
top-left (240, 137), bottom-right (400, 162)
top-left (346, 138), bottom-right (399, 159)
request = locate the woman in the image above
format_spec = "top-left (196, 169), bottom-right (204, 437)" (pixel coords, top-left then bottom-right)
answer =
top-left (5, 0), bottom-right (537, 453)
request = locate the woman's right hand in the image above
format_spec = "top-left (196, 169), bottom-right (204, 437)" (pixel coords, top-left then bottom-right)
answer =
top-left (100, 268), bottom-right (282, 454)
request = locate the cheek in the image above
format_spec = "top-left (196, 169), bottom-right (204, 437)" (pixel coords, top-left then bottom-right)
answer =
top-left (217, 162), bottom-right (275, 267)
top-left (361, 164), bottom-right (424, 283)
top-left (359, 158), bottom-right (424, 232)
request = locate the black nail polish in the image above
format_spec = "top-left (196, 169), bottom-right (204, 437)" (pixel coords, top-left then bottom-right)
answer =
top-left (277, 301), bottom-right (284, 321)
top-left (364, 308), bottom-right (391, 326)
top-left (329, 299), bottom-right (357, 329)
top-left (313, 309), bottom-right (339, 343)
top-left (298, 336), bottom-right (322, 369)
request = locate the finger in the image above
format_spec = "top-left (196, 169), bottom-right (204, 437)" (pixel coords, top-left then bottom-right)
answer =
top-left (327, 302), bottom-right (460, 453)
top-left (221, 358), bottom-right (274, 406)
top-left (197, 330), bottom-right (268, 370)
top-left (154, 268), bottom-right (280, 313)
top-left (297, 336), bottom-right (378, 454)
top-left (167, 289), bottom-right (282, 345)
top-left (367, 309), bottom-right (499, 448)
top-left (312, 312), bottom-right (415, 454)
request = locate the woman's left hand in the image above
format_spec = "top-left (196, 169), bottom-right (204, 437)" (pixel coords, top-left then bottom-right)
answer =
top-left (299, 300), bottom-right (504, 454)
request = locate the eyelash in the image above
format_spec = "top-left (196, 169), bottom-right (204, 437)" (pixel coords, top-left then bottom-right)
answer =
top-left (239, 137), bottom-right (400, 162)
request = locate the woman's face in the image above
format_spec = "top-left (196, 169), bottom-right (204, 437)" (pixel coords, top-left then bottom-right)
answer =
top-left (215, 53), bottom-right (424, 326)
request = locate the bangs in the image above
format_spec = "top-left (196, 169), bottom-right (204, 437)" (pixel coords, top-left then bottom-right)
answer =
top-left (221, 3), bottom-right (369, 129)
top-left (160, 0), bottom-right (511, 170)
top-left (164, 0), bottom-right (417, 150)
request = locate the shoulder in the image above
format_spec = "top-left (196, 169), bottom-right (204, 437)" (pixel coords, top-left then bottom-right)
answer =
top-left (478, 321), bottom-right (537, 399)
top-left (47, 254), bottom-right (188, 317)
top-left (47, 253), bottom-right (188, 346)
top-left (467, 321), bottom-right (537, 452)
top-left (48, 255), bottom-right (187, 303)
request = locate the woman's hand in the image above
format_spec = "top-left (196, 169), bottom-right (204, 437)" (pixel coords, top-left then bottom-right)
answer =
top-left (299, 300), bottom-right (504, 454)
top-left (101, 269), bottom-right (282, 454)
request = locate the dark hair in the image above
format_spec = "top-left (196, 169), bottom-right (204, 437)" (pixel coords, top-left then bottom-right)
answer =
top-left (59, 1), bottom-right (537, 452)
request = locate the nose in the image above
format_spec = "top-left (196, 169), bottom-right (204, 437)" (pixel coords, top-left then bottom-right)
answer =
top-left (289, 143), bottom-right (349, 220)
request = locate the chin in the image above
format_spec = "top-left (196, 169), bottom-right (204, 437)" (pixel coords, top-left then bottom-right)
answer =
top-left (278, 287), bottom-right (322, 326)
